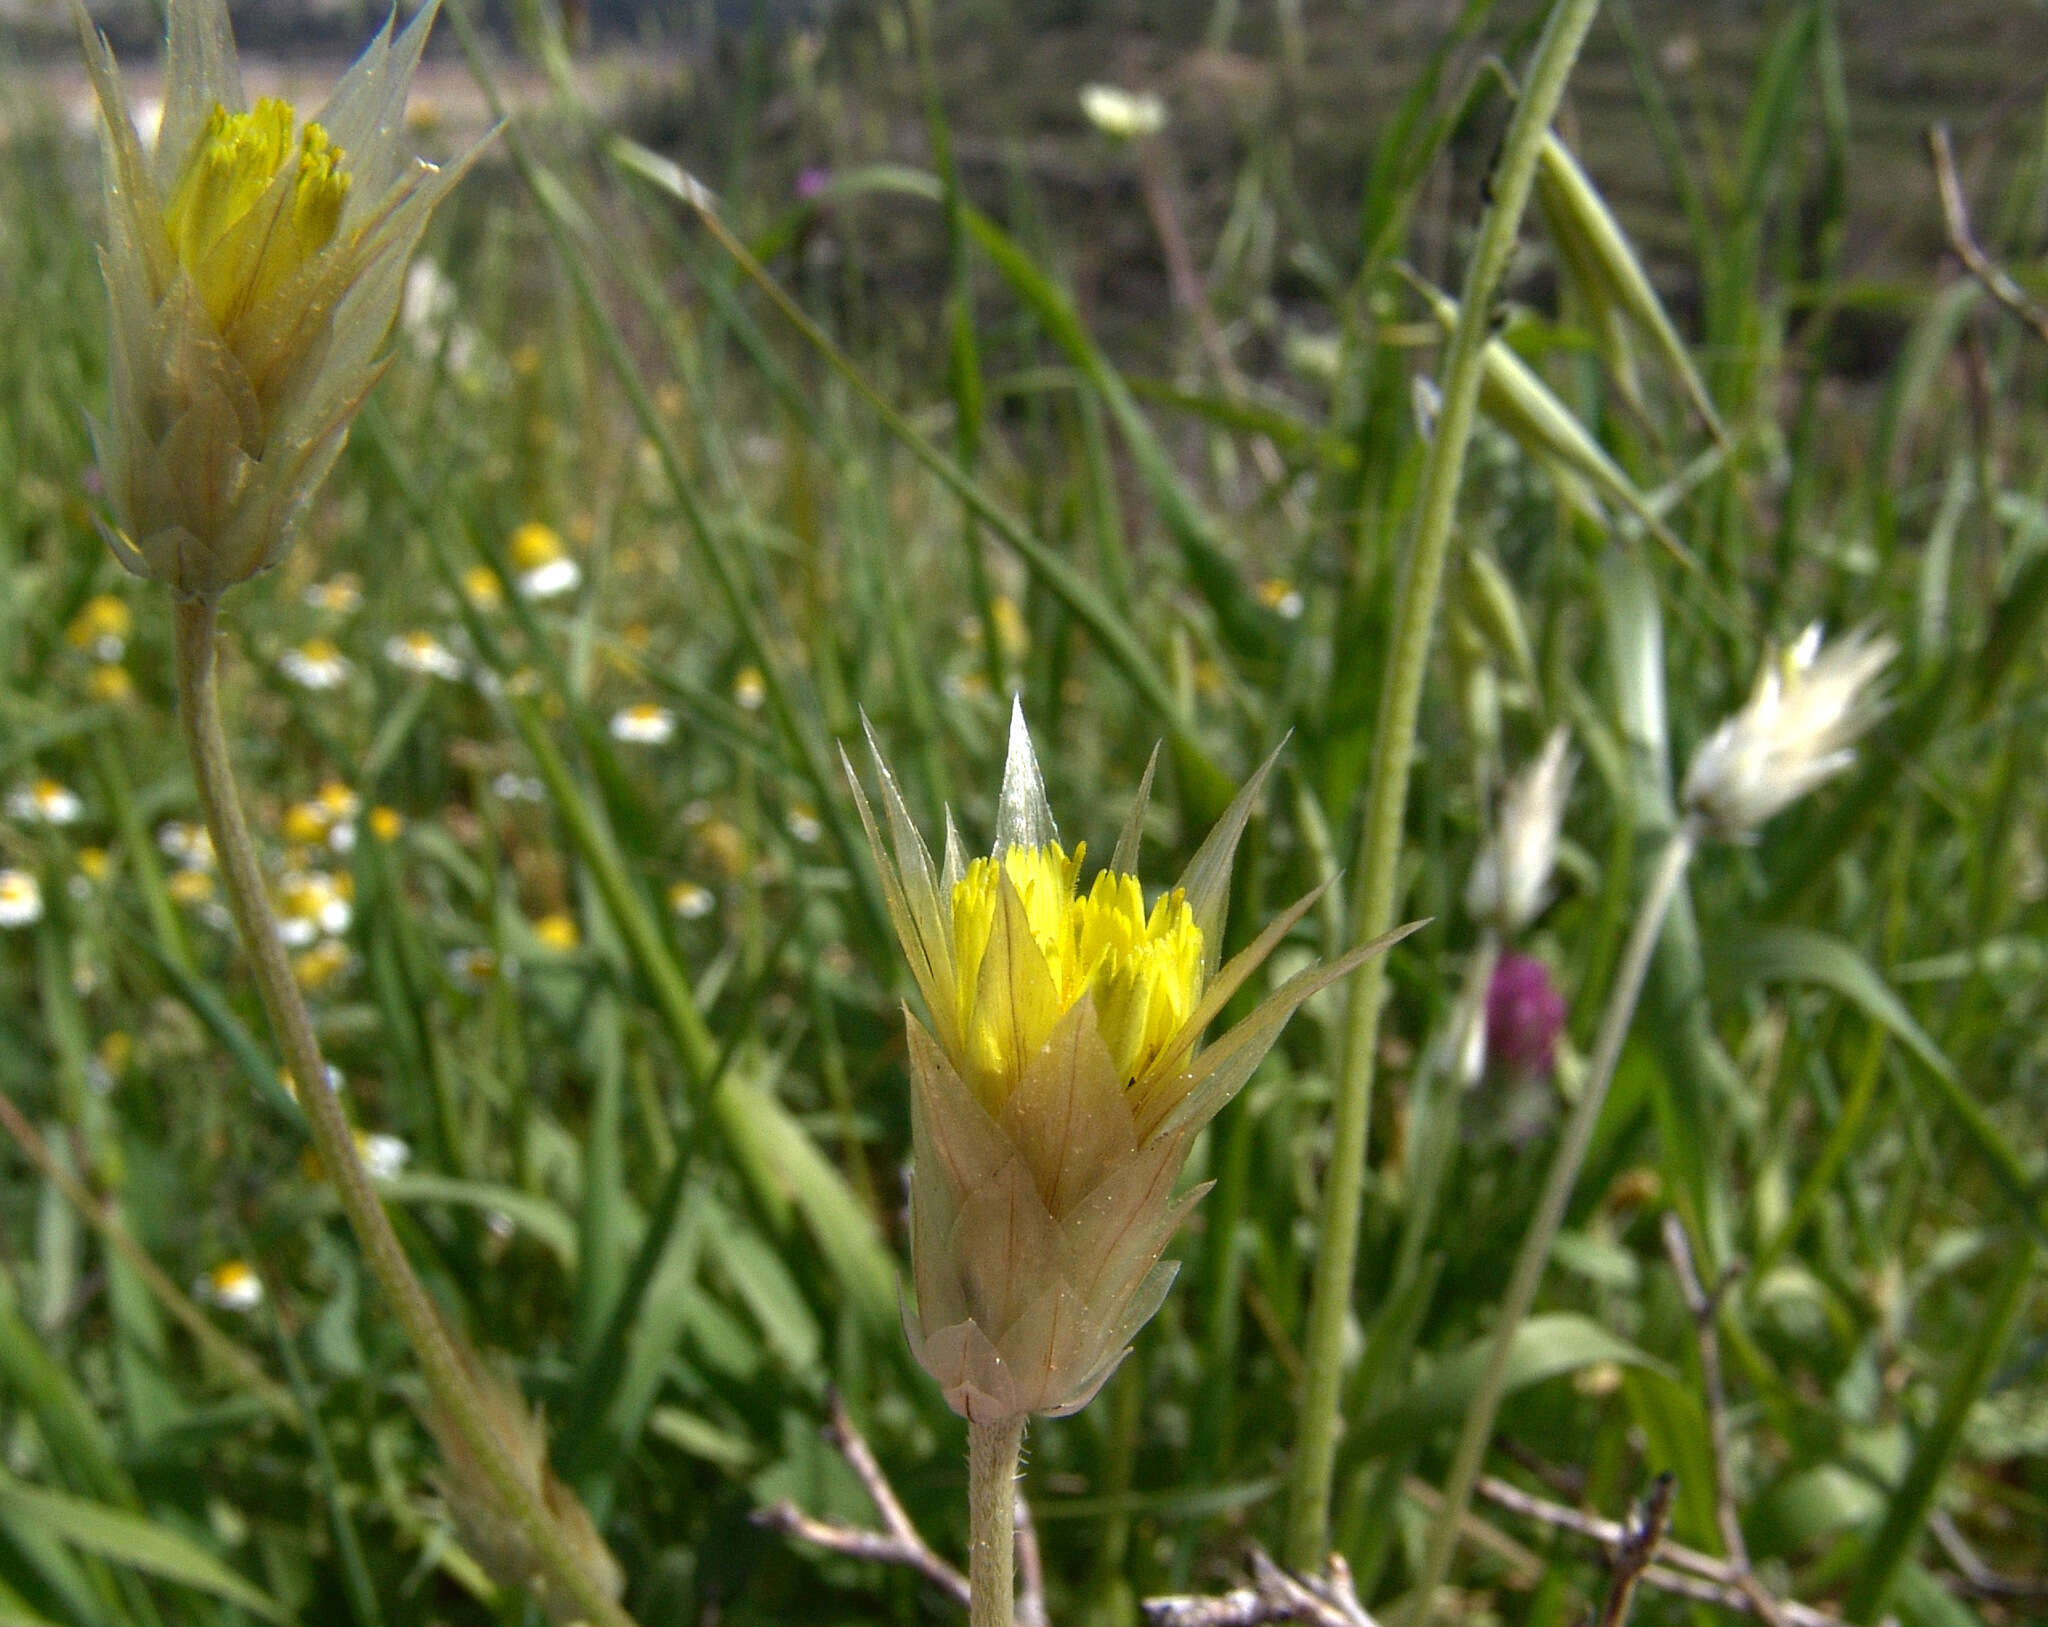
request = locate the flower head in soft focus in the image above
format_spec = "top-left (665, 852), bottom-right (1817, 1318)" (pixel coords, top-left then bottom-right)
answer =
top-left (78, 0), bottom-right (486, 598)
top-left (384, 629), bottom-right (463, 680)
top-left (609, 703), bottom-right (675, 745)
top-left (196, 1258), bottom-right (263, 1310)
top-left (8, 779), bottom-right (85, 827)
top-left (852, 701), bottom-right (1415, 1423)
top-left (304, 573), bottom-right (363, 614)
top-left (1079, 83), bottom-right (1167, 140)
top-left (1682, 625), bottom-right (1894, 840)
top-left (1466, 727), bottom-right (1575, 935)
top-left (67, 594), bottom-right (134, 661)
top-left (509, 522), bottom-right (580, 601)
top-left (280, 636), bottom-right (352, 690)
top-left (0, 871), bottom-right (43, 929)
top-left (1484, 952), bottom-right (1566, 1081)
top-left (732, 665), bottom-right (767, 712)
top-left (668, 880), bottom-right (715, 920)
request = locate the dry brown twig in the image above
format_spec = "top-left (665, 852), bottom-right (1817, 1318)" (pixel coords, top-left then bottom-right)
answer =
top-left (1930, 122), bottom-right (2048, 348)
top-left (755, 1391), bottom-right (1376, 1627)
top-left (1593, 1472), bottom-right (1675, 1627)
top-left (750, 1390), bottom-right (1041, 1623)
top-left (1473, 1475), bottom-right (1840, 1627)
top-left (1142, 1551), bottom-right (1378, 1627)
top-left (1661, 1215), bottom-right (1792, 1627)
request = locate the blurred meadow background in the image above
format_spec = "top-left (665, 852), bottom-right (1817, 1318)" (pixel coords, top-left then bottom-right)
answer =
top-left (2, 0), bottom-right (2047, 1623)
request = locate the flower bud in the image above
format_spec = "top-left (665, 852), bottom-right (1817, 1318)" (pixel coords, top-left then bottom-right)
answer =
top-left (1682, 625), bottom-right (1894, 840)
top-left (1465, 727), bottom-right (1575, 936)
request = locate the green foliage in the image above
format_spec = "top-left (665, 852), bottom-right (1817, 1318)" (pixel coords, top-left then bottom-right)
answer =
top-left (0, 2), bottom-right (2042, 1623)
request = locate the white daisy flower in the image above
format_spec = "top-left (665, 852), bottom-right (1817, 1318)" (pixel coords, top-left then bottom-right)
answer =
top-left (668, 880), bottom-right (716, 920)
top-left (0, 870), bottom-right (43, 929)
top-left (8, 779), bottom-right (84, 826)
top-left (280, 637), bottom-right (353, 690)
top-left (303, 575), bottom-right (364, 615)
top-left (384, 631), bottom-right (464, 681)
top-left (196, 1260), bottom-right (263, 1311)
top-left (609, 703), bottom-right (677, 745)
top-left (356, 1131), bottom-right (411, 1182)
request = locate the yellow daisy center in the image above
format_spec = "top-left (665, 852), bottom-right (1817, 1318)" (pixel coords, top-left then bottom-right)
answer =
top-left (950, 841), bottom-right (1203, 1100)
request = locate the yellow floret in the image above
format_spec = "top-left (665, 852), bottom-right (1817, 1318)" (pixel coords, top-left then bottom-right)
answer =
top-left (163, 99), bottom-right (351, 330)
top-left (949, 841), bottom-right (1203, 1104)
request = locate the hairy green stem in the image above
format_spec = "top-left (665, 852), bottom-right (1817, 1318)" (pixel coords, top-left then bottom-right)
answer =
top-left (1406, 820), bottom-right (1697, 1616)
top-left (1284, 0), bottom-right (1607, 1567)
top-left (172, 599), bottom-right (637, 1627)
top-left (967, 1418), bottom-right (1025, 1627)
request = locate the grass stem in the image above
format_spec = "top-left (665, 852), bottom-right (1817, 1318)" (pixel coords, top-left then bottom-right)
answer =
top-left (1283, 0), bottom-right (1608, 1567)
top-left (1404, 818), bottom-right (1698, 1617)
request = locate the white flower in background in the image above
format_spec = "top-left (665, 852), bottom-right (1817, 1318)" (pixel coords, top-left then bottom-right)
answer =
top-left (196, 1259), bottom-right (263, 1311)
top-left (1466, 727), bottom-right (1576, 935)
top-left (785, 806), bottom-right (824, 844)
top-left (609, 703), bottom-right (676, 745)
top-left (509, 522), bottom-right (581, 601)
top-left (1255, 577), bottom-right (1306, 620)
top-left (668, 880), bottom-right (715, 920)
top-left (158, 820), bottom-right (215, 869)
top-left (1683, 625), bottom-right (1895, 840)
top-left (446, 946), bottom-right (501, 989)
top-left (276, 870), bottom-right (352, 946)
top-left (1080, 82), bottom-right (1167, 140)
top-left (8, 779), bottom-right (84, 827)
top-left (304, 575), bottom-right (364, 614)
top-left (280, 637), bottom-right (353, 690)
top-left (384, 630), bottom-right (463, 680)
top-left (0, 871), bottom-right (43, 929)
top-left (356, 1131), bottom-right (411, 1182)
top-left (731, 665), bottom-right (767, 712)
top-left (490, 772), bottom-right (544, 803)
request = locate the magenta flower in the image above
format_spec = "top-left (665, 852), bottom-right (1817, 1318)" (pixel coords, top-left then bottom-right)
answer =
top-left (1485, 952), bottom-right (1565, 1081)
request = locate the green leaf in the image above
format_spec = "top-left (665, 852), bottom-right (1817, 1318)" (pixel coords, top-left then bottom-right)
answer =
top-left (0, 1472), bottom-right (286, 1622)
top-left (1345, 1314), bottom-right (1667, 1460)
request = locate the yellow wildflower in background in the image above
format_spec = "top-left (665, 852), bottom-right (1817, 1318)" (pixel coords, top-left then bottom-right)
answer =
top-left (851, 702), bottom-right (1415, 1423)
top-left (67, 595), bottom-right (134, 660)
top-left (78, 0), bottom-right (485, 598)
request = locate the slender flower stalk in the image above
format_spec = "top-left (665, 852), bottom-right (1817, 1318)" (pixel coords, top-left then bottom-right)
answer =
top-left (1406, 818), bottom-right (1697, 1616)
top-left (1284, 0), bottom-right (1608, 1567)
top-left (175, 604), bottom-right (631, 1627)
top-left (1407, 623), bottom-right (1892, 1614)
top-left (78, 3), bottom-right (627, 1621)
top-left (852, 703), bottom-right (1415, 1627)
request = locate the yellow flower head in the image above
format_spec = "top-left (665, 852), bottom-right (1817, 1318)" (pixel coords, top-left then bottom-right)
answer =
top-left (162, 98), bottom-right (352, 332)
top-left (78, 0), bottom-right (487, 598)
top-left (949, 841), bottom-right (1202, 1104)
top-left (852, 701), bottom-right (1419, 1423)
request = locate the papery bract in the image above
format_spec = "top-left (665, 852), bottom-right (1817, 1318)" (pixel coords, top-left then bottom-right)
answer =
top-left (851, 702), bottom-right (1417, 1422)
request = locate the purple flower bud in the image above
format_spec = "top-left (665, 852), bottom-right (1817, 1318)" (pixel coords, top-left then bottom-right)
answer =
top-left (795, 167), bottom-right (832, 202)
top-left (1485, 952), bottom-right (1565, 1081)
top-left (81, 466), bottom-right (106, 498)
